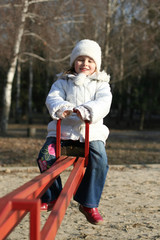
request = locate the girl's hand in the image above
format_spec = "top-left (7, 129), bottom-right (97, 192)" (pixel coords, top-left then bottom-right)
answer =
top-left (56, 108), bottom-right (73, 119)
top-left (62, 110), bottom-right (72, 118)
top-left (73, 107), bottom-right (91, 122)
top-left (73, 109), bottom-right (83, 120)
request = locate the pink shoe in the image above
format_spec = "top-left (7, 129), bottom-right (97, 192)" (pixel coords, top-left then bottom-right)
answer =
top-left (79, 205), bottom-right (104, 225)
top-left (41, 202), bottom-right (48, 211)
top-left (41, 200), bottom-right (56, 211)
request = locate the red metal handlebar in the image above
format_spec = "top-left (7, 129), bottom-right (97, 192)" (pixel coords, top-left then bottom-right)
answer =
top-left (56, 119), bottom-right (61, 159)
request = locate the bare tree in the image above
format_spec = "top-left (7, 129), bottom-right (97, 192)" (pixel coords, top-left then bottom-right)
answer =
top-left (0, 0), bottom-right (85, 133)
top-left (103, 0), bottom-right (112, 72)
top-left (15, 59), bottom-right (21, 123)
top-left (1, 0), bottom-right (29, 133)
top-left (1, 0), bottom-right (159, 132)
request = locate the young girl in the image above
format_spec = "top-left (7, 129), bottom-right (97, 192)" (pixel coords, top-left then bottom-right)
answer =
top-left (37, 39), bottom-right (112, 224)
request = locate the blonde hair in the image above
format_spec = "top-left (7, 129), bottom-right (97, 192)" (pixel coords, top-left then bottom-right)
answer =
top-left (63, 65), bottom-right (75, 75)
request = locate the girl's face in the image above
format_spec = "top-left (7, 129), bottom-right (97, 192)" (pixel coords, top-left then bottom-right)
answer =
top-left (74, 56), bottom-right (96, 76)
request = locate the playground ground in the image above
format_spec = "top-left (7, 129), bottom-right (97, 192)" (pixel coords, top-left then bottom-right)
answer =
top-left (0, 164), bottom-right (160, 240)
top-left (0, 125), bottom-right (160, 239)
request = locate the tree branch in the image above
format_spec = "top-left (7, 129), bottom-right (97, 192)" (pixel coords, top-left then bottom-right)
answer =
top-left (20, 52), bottom-right (70, 63)
top-left (28, 0), bottom-right (55, 5)
top-left (49, 54), bottom-right (70, 63)
top-left (24, 31), bottom-right (61, 52)
top-left (20, 52), bottom-right (46, 61)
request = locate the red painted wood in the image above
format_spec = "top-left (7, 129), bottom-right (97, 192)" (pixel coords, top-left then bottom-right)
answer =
top-left (84, 121), bottom-right (89, 166)
top-left (41, 157), bottom-right (86, 240)
top-left (0, 156), bottom-right (76, 239)
top-left (12, 199), bottom-right (41, 240)
top-left (0, 120), bottom-right (90, 240)
top-left (56, 119), bottom-right (61, 158)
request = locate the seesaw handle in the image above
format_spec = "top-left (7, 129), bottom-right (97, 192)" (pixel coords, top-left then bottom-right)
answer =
top-left (56, 119), bottom-right (89, 166)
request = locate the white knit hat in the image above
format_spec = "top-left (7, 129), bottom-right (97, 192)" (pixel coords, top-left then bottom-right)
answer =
top-left (70, 39), bottom-right (102, 72)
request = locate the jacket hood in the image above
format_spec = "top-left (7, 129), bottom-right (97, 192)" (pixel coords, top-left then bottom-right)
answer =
top-left (88, 71), bottom-right (110, 82)
top-left (57, 71), bottom-right (110, 86)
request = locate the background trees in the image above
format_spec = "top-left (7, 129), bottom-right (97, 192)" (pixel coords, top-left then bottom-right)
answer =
top-left (0, 0), bottom-right (160, 134)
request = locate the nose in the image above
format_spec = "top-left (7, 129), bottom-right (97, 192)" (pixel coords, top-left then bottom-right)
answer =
top-left (83, 59), bottom-right (88, 66)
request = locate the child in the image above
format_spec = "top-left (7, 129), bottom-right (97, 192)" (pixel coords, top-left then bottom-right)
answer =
top-left (37, 39), bottom-right (112, 224)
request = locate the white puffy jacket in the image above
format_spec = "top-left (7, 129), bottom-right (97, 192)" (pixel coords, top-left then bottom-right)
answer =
top-left (46, 71), bottom-right (112, 143)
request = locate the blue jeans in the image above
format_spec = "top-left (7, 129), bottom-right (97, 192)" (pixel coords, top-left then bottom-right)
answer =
top-left (74, 140), bottom-right (109, 208)
top-left (37, 138), bottom-right (109, 207)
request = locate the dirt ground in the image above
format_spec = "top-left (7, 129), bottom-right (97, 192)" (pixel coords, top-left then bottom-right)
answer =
top-left (0, 125), bottom-right (160, 239)
top-left (0, 165), bottom-right (160, 240)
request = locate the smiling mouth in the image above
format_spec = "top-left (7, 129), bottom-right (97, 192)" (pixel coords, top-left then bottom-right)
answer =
top-left (80, 68), bottom-right (89, 71)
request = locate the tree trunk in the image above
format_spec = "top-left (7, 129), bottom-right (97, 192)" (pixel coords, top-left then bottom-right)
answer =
top-left (103, 0), bottom-right (111, 72)
top-left (28, 57), bottom-right (33, 124)
top-left (15, 59), bottom-right (21, 123)
top-left (1, 0), bottom-right (29, 134)
top-left (139, 110), bottom-right (145, 131)
top-left (116, 0), bottom-right (125, 124)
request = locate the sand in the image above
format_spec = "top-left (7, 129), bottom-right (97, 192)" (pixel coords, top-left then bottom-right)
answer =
top-left (0, 164), bottom-right (160, 240)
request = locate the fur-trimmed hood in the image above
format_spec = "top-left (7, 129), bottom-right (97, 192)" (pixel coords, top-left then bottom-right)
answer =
top-left (57, 71), bottom-right (110, 86)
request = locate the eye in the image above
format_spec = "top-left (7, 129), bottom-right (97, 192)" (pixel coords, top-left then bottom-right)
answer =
top-left (77, 57), bottom-right (83, 62)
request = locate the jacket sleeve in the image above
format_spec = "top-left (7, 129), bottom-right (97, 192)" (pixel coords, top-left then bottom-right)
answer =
top-left (83, 81), bottom-right (112, 124)
top-left (45, 79), bottom-right (74, 120)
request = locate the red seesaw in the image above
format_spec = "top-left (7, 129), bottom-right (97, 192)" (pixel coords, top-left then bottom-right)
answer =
top-left (0, 119), bottom-right (89, 240)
